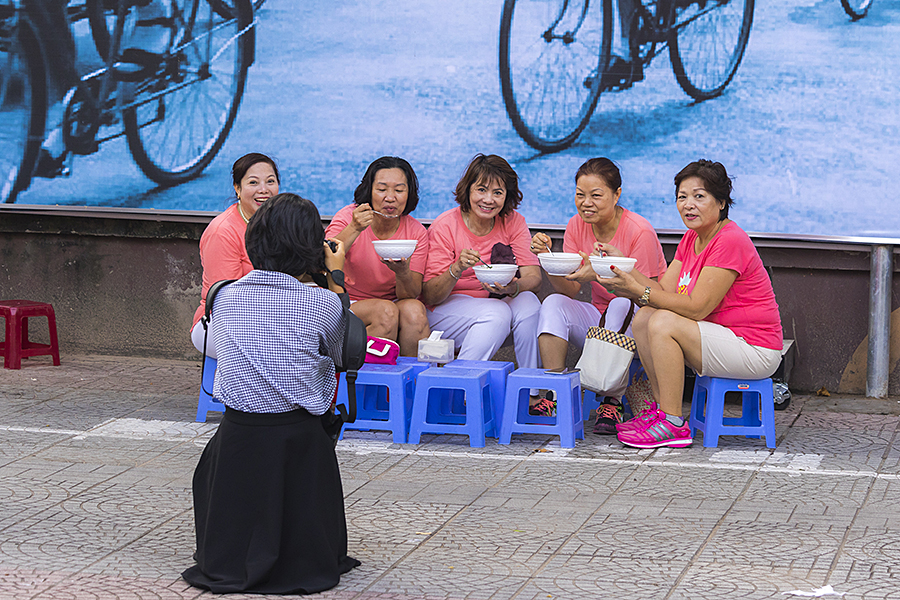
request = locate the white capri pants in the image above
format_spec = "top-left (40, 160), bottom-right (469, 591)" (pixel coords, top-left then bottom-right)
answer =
top-left (697, 320), bottom-right (783, 379)
top-left (426, 292), bottom-right (542, 368)
top-left (537, 294), bottom-right (637, 346)
top-left (191, 320), bottom-right (218, 358)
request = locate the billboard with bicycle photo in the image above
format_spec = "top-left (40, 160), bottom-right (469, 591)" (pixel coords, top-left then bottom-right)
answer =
top-left (1, 0), bottom-right (896, 237)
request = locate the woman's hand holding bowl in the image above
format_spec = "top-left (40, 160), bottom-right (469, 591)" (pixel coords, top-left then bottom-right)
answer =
top-left (381, 256), bottom-right (411, 274)
top-left (595, 264), bottom-right (640, 298)
top-left (564, 251), bottom-right (601, 283)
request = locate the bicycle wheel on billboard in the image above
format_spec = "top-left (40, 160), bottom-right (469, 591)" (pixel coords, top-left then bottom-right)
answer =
top-left (123, 0), bottom-right (253, 186)
top-left (669, 0), bottom-right (754, 101)
top-left (840, 0), bottom-right (872, 20)
top-left (500, 0), bottom-right (612, 153)
top-left (0, 5), bottom-right (46, 203)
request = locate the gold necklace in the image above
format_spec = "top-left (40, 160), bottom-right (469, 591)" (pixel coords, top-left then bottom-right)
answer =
top-left (237, 202), bottom-right (250, 224)
top-left (463, 210), bottom-right (494, 235)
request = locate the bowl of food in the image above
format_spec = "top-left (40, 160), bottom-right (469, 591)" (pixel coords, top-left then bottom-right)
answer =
top-left (538, 252), bottom-right (583, 276)
top-left (372, 239), bottom-right (417, 260)
top-left (472, 264), bottom-right (518, 286)
top-left (588, 256), bottom-right (637, 278)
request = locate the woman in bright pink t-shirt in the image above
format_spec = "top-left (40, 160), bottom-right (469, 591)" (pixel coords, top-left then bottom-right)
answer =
top-left (423, 154), bottom-right (542, 374)
top-left (530, 158), bottom-right (666, 427)
top-left (326, 157), bottom-right (430, 356)
top-left (598, 160), bottom-right (783, 450)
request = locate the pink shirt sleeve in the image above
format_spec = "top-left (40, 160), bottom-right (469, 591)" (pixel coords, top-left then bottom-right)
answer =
top-left (324, 204), bottom-right (354, 239)
top-left (192, 205), bottom-right (253, 327)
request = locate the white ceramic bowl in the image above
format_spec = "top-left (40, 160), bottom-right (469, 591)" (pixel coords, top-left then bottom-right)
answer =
top-left (472, 264), bottom-right (518, 286)
top-left (538, 252), bottom-right (583, 276)
top-left (372, 239), bottom-right (417, 260)
top-left (589, 256), bottom-right (637, 278)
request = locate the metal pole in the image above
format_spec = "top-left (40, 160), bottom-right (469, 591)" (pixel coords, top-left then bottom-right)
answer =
top-left (867, 245), bottom-right (893, 398)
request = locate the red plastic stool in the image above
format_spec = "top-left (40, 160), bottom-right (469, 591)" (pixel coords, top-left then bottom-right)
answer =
top-left (0, 300), bottom-right (61, 369)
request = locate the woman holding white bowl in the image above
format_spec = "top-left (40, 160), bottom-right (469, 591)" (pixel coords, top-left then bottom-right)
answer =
top-left (326, 156), bottom-right (430, 356)
top-left (530, 158), bottom-right (667, 428)
top-left (423, 154), bottom-right (542, 389)
top-left (596, 160), bottom-right (783, 449)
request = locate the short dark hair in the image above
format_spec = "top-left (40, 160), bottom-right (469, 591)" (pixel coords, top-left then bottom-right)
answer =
top-left (353, 156), bottom-right (420, 215)
top-left (245, 193), bottom-right (325, 277)
top-left (232, 152), bottom-right (280, 188)
top-left (674, 159), bottom-right (734, 220)
top-left (454, 154), bottom-right (522, 218)
top-left (575, 157), bottom-right (622, 191)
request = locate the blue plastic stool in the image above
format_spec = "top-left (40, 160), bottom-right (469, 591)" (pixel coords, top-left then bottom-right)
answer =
top-left (583, 360), bottom-right (642, 419)
top-left (689, 376), bottom-right (776, 448)
top-left (336, 363), bottom-right (420, 443)
top-left (499, 368), bottom-right (584, 448)
top-left (195, 355), bottom-right (225, 422)
top-left (407, 367), bottom-right (494, 447)
top-left (444, 359), bottom-right (514, 436)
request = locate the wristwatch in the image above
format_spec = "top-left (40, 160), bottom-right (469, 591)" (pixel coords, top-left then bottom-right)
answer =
top-left (638, 286), bottom-right (652, 307)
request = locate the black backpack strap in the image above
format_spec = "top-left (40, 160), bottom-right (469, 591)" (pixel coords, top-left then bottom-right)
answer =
top-left (336, 291), bottom-right (359, 424)
top-left (199, 279), bottom-right (237, 396)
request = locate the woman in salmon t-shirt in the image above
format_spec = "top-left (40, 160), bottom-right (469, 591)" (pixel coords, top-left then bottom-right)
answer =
top-left (326, 156), bottom-right (430, 356)
top-left (190, 153), bottom-right (280, 358)
top-left (597, 160), bottom-right (783, 450)
top-left (530, 158), bottom-right (667, 430)
top-left (423, 154), bottom-right (542, 379)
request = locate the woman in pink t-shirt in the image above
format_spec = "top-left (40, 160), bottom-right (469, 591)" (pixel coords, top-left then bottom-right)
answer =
top-left (190, 153), bottom-right (280, 357)
top-left (530, 158), bottom-right (666, 427)
top-left (598, 160), bottom-right (783, 450)
top-left (326, 157), bottom-right (430, 356)
top-left (423, 154), bottom-right (542, 376)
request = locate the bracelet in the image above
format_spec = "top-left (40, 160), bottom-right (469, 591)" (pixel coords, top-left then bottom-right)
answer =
top-left (448, 265), bottom-right (461, 280)
top-left (510, 281), bottom-right (520, 298)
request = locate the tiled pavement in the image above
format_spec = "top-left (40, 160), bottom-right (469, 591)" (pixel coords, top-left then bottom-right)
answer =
top-left (1, 355), bottom-right (900, 599)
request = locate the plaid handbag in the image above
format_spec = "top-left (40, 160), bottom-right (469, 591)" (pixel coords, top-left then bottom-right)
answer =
top-left (575, 302), bottom-right (636, 398)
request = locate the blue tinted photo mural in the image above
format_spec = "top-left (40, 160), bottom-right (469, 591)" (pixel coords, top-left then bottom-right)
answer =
top-left (1, 0), bottom-right (897, 237)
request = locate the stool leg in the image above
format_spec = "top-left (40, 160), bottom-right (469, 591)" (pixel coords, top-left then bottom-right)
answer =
top-left (5, 310), bottom-right (22, 369)
top-left (760, 385), bottom-right (777, 449)
top-left (701, 381), bottom-right (725, 448)
top-left (46, 312), bottom-right (61, 366)
top-left (555, 384), bottom-right (575, 448)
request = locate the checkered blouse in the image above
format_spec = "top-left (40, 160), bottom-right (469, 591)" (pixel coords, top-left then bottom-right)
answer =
top-left (211, 270), bottom-right (346, 415)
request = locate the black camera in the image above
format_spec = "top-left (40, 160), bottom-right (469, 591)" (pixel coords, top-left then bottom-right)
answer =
top-left (326, 240), bottom-right (338, 253)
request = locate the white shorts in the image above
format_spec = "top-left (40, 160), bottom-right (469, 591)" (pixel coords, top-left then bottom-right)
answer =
top-left (697, 320), bottom-right (782, 379)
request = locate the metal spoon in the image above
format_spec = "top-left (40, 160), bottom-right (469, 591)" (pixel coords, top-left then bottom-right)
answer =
top-left (476, 256), bottom-right (493, 269)
top-left (373, 210), bottom-right (400, 219)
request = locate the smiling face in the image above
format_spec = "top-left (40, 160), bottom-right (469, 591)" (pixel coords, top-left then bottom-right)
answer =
top-left (467, 177), bottom-right (507, 224)
top-left (574, 174), bottom-right (621, 226)
top-left (371, 168), bottom-right (408, 217)
top-left (676, 176), bottom-right (725, 234)
top-left (235, 161), bottom-right (279, 218)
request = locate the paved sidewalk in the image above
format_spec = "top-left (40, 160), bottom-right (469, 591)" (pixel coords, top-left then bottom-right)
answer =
top-left (1, 355), bottom-right (899, 599)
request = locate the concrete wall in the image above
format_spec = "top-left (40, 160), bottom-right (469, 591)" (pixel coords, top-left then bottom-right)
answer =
top-left (2, 208), bottom-right (897, 396)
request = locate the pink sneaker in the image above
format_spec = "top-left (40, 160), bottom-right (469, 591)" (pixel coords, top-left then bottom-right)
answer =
top-left (617, 410), bottom-right (692, 449)
top-left (615, 402), bottom-right (659, 433)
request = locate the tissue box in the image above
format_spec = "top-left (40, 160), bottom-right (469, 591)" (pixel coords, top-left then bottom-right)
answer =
top-left (418, 338), bottom-right (454, 363)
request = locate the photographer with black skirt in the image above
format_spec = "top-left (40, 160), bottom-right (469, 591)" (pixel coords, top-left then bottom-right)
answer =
top-left (182, 193), bottom-right (360, 595)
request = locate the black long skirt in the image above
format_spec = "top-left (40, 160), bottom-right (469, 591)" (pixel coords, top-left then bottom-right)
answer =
top-left (182, 407), bottom-right (360, 595)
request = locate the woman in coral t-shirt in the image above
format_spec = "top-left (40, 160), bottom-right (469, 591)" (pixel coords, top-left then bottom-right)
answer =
top-left (530, 158), bottom-right (667, 430)
top-left (423, 154), bottom-right (542, 374)
top-left (325, 156), bottom-right (430, 356)
top-left (190, 153), bottom-right (280, 357)
top-left (598, 160), bottom-right (783, 450)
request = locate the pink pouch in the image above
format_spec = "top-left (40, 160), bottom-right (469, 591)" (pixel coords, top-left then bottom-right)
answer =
top-left (365, 336), bottom-right (400, 365)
